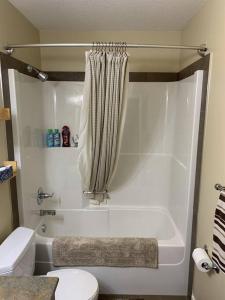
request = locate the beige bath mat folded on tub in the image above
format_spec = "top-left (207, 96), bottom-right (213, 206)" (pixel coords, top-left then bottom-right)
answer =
top-left (52, 237), bottom-right (158, 268)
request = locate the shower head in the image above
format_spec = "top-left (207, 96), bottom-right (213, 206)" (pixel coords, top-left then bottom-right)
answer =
top-left (27, 65), bottom-right (48, 82)
top-left (37, 71), bottom-right (48, 82)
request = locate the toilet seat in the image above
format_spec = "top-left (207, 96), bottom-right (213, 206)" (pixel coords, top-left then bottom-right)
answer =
top-left (47, 269), bottom-right (99, 300)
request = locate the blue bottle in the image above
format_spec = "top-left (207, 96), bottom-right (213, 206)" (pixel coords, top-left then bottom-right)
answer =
top-left (53, 129), bottom-right (61, 147)
top-left (46, 129), bottom-right (54, 147)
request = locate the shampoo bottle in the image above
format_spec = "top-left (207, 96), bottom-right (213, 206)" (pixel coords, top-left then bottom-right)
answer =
top-left (46, 129), bottom-right (54, 147)
top-left (62, 126), bottom-right (71, 147)
top-left (53, 129), bottom-right (61, 147)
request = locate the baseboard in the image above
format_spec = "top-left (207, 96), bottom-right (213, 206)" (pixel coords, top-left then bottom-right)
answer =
top-left (192, 294), bottom-right (196, 300)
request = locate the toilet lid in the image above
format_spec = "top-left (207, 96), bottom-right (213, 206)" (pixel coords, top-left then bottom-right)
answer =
top-left (47, 269), bottom-right (99, 300)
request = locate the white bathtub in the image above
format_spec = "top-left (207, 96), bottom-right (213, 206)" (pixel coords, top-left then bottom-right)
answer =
top-left (35, 206), bottom-right (189, 296)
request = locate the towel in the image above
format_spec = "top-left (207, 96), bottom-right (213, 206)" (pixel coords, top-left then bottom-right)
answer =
top-left (52, 237), bottom-right (158, 268)
top-left (0, 166), bottom-right (13, 183)
top-left (212, 191), bottom-right (225, 272)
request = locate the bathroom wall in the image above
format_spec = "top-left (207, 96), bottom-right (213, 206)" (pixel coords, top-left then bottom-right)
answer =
top-left (0, 0), bottom-right (40, 68)
top-left (40, 30), bottom-right (182, 72)
top-left (181, 0), bottom-right (225, 299)
top-left (0, 0), bottom-right (41, 242)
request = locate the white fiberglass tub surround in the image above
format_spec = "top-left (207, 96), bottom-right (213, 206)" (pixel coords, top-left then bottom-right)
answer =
top-left (36, 207), bottom-right (184, 295)
top-left (8, 69), bottom-right (204, 295)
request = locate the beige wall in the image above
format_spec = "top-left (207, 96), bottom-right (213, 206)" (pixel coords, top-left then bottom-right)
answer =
top-left (181, 1), bottom-right (225, 299)
top-left (0, 0), bottom-right (40, 242)
top-left (40, 30), bottom-right (181, 72)
top-left (0, 0), bottom-right (41, 67)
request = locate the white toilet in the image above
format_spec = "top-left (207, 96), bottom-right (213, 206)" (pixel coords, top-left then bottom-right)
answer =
top-left (0, 227), bottom-right (99, 300)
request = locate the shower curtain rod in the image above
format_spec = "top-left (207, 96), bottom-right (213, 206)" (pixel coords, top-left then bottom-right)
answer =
top-left (4, 43), bottom-right (208, 56)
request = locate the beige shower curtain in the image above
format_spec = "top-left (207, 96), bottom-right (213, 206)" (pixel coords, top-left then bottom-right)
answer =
top-left (78, 49), bottom-right (128, 203)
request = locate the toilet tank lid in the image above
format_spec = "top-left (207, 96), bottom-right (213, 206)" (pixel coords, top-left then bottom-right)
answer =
top-left (0, 227), bottom-right (35, 274)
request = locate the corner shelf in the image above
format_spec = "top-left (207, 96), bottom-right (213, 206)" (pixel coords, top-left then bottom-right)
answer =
top-left (0, 161), bottom-right (17, 182)
top-left (0, 108), bottom-right (11, 121)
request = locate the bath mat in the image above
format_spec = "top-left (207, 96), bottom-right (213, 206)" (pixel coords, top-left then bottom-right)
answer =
top-left (52, 237), bottom-right (158, 268)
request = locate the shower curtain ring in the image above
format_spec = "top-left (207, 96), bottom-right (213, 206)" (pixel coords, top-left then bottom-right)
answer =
top-left (116, 42), bottom-right (119, 53)
top-left (123, 42), bottom-right (126, 53)
top-left (119, 42), bottom-right (122, 54)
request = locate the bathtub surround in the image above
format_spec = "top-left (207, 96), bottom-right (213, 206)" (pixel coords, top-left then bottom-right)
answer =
top-left (52, 237), bottom-right (157, 268)
top-left (8, 65), bottom-right (205, 295)
top-left (79, 50), bottom-right (128, 203)
top-left (2, 52), bottom-right (209, 295)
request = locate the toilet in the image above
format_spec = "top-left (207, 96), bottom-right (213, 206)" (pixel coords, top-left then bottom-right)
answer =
top-left (0, 227), bottom-right (99, 300)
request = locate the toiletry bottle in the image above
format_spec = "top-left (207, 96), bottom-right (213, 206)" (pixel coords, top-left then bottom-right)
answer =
top-left (72, 134), bottom-right (79, 148)
top-left (62, 126), bottom-right (71, 147)
top-left (53, 129), bottom-right (61, 147)
top-left (47, 129), bottom-right (54, 147)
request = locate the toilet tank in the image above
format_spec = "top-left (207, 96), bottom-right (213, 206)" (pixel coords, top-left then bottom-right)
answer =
top-left (0, 227), bottom-right (35, 276)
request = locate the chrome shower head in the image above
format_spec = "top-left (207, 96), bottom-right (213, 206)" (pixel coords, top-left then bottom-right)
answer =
top-left (37, 71), bottom-right (48, 82)
top-left (27, 65), bottom-right (48, 82)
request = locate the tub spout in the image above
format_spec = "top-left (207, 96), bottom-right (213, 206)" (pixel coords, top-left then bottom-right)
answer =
top-left (40, 209), bottom-right (56, 216)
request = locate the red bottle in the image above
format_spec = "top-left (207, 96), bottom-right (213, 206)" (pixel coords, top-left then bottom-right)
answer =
top-left (62, 126), bottom-right (71, 147)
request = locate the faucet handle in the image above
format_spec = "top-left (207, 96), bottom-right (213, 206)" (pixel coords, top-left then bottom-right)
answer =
top-left (37, 187), bottom-right (54, 205)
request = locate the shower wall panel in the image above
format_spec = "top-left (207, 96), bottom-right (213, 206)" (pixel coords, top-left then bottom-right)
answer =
top-left (41, 81), bottom-right (178, 209)
top-left (169, 72), bottom-right (203, 240)
top-left (9, 70), bottom-right (46, 228)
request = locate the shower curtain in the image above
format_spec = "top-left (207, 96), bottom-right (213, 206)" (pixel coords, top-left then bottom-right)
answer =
top-left (79, 49), bottom-right (128, 203)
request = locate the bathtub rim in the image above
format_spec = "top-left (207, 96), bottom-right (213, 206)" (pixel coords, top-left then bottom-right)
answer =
top-left (35, 205), bottom-right (185, 246)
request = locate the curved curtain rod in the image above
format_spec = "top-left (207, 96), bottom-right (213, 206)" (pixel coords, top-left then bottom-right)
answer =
top-left (4, 43), bottom-right (208, 56)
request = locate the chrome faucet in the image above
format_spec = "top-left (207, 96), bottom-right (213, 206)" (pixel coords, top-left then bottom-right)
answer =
top-left (37, 187), bottom-right (54, 205)
top-left (40, 210), bottom-right (56, 216)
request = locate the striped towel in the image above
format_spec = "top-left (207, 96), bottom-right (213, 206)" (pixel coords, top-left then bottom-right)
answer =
top-left (212, 191), bottom-right (225, 272)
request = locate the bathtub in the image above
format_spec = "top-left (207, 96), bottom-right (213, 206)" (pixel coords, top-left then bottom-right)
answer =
top-left (35, 206), bottom-right (188, 295)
